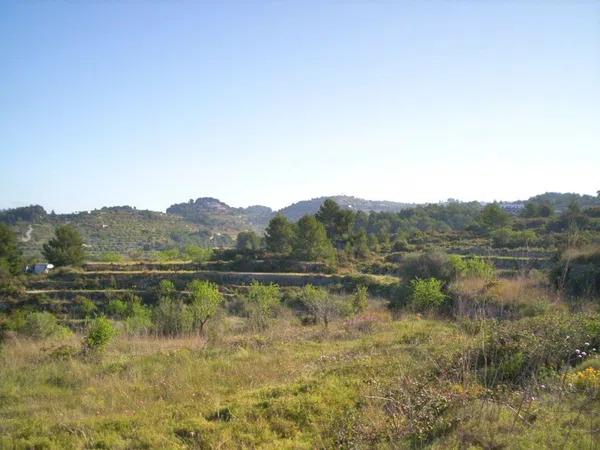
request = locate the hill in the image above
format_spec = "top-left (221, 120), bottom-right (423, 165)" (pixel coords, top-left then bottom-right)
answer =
top-left (166, 197), bottom-right (273, 231)
top-left (1, 205), bottom-right (233, 260)
top-left (278, 195), bottom-right (415, 221)
top-left (525, 192), bottom-right (600, 212)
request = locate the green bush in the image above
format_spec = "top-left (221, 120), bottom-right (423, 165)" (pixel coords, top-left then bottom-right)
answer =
top-left (245, 281), bottom-right (281, 330)
top-left (550, 248), bottom-right (600, 297)
top-left (449, 255), bottom-right (495, 280)
top-left (301, 285), bottom-right (341, 329)
top-left (75, 295), bottom-right (97, 319)
top-left (402, 251), bottom-right (454, 283)
top-left (183, 245), bottom-right (213, 263)
top-left (157, 247), bottom-right (181, 262)
top-left (22, 312), bottom-right (71, 340)
top-left (491, 228), bottom-right (537, 249)
top-left (100, 251), bottom-right (124, 263)
top-left (124, 303), bottom-right (153, 335)
top-left (153, 298), bottom-right (193, 337)
top-left (84, 316), bottom-right (117, 352)
top-left (352, 285), bottom-right (368, 314)
top-left (107, 299), bottom-right (128, 319)
top-left (473, 312), bottom-right (600, 386)
top-left (410, 278), bottom-right (447, 312)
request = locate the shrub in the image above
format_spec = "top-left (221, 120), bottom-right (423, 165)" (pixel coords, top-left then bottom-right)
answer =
top-left (124, 303), bottom-right (153, 335)
top-left (449, 275), bottom-right (550, 320)
top-left (107, 299), bottom-right (128, 319)
top-left (22, 312), bottom-right (71, 340)
top-left (550, 247), bottom-right (600, 297)
top-left (410, 278), bottom-right (447, 312)
top-left (343, 312), bottom-right (385, 335)
top-left (352, 285), bottom-right (368, 314)
top-left (84, 316), bottom-right (117, 352)
top-left (491, 228), bottom-right (537, 249)
top-left (183, 245), bottom-right (213, 263)
top-left (472, 312), bottom-right (600, 386)
top-left (157, 279), bottom-right (177, 300)
top-left (402, 251), bottom-right (454, 283)
top-left (245, 281), bottom-right (281, 330)
top-left (157, 248), bottom-right (180, 262)
top-left (153, 298), bottom-right (193, 337)
top-left (75, 295), bottom-right (97, 319)
top-left (301, 285), bottom-right (341, 329)
top-left (100, 252), bottom-right (124, 263)
top-left (449, 255), bottom-right (495, 281)
top-left (565, 367), bottom-right (600, 393)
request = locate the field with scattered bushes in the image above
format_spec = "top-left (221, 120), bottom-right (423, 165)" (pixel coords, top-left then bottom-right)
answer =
top-left (1, 196), bottom-right (600, 448)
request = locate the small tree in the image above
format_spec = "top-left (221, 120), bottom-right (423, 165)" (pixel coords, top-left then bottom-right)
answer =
top-left (42, 225), bottom-right (85, 267)
top-left (187, 280), bottom-right (223, 335)
top-left (84, 316), bottom-right (116, 353)
top-left (301, 284), bottom-right (339, 329)
top-left (480, 203), bottom-right (511, 230)
top-left (352, 285), bottom-right (368, 314)
top-left (353, 230), bottom-right (370, 259)
top-left (246, 281), bottom-right (281, 330)
top-left (236, 231), bottom-right (262, 253)
top-left (410, 278), bottom-right (447, 312)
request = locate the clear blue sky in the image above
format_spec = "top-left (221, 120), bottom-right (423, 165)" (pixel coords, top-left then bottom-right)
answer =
top-left (1, 1), bottom-right (599, 213)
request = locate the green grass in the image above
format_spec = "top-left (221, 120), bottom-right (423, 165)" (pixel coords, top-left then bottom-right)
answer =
top-left (1, 310), bottom-right (598, 449)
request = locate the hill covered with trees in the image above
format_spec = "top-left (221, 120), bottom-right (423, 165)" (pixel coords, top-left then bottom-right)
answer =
top-left (278, 195), bottom-right (416, 221)
top-left (1, 192), bottom-right (598, 262)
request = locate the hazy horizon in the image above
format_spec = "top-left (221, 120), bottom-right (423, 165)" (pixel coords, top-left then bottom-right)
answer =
top-left (3, 190), bottom-right (600, 216)
top-left (2, 1), bottom-right (599, 213)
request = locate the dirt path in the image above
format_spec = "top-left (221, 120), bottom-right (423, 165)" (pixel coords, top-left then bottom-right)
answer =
top-left (20, 225), bottom-right (33, 242)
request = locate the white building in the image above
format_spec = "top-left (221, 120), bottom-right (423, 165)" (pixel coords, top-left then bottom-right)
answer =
top-left (501, 203), bottom-right (525, 215)
top-left (27, 263), bottom-right (55, 274)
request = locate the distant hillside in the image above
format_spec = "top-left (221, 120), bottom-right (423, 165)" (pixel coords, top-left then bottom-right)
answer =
top-left (278, 195), bottom-right (415, 221)
top-left (3, 191), bottom-right (597, 259)
top-left (525, 192), bottom-right (600, 212)
top-left (166, 197), bottom-right (273, 232)
top-left (0, 205), bottom-right (233, 260)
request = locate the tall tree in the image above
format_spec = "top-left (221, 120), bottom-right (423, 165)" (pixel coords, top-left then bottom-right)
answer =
top-left (265, 214), bottom-right (295, 255)
top-left (315, 199), bottom-right (354, 248)
top-left (294, 215), bottom-right (336, 263)
top-left (42, 225), bottom-right (85, 266)
top-left (0, 224), bottom-right (23, 275)
top-left (352, 229), bottom-right (370, 259)
top-left (480, 203), bottom-right (511, 230)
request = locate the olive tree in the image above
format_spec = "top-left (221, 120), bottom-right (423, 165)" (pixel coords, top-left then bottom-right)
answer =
top-left (188, 280), bottom-right (223, 335)
top-left (301, 284), bottom-right (340, 329)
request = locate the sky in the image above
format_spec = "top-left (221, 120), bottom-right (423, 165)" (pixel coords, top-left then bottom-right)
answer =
top-left (1, 1), bottom-right (599, 213)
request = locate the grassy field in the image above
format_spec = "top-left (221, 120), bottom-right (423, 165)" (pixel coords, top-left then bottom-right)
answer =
top-left (1, 303), bottom-right (598, 449)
